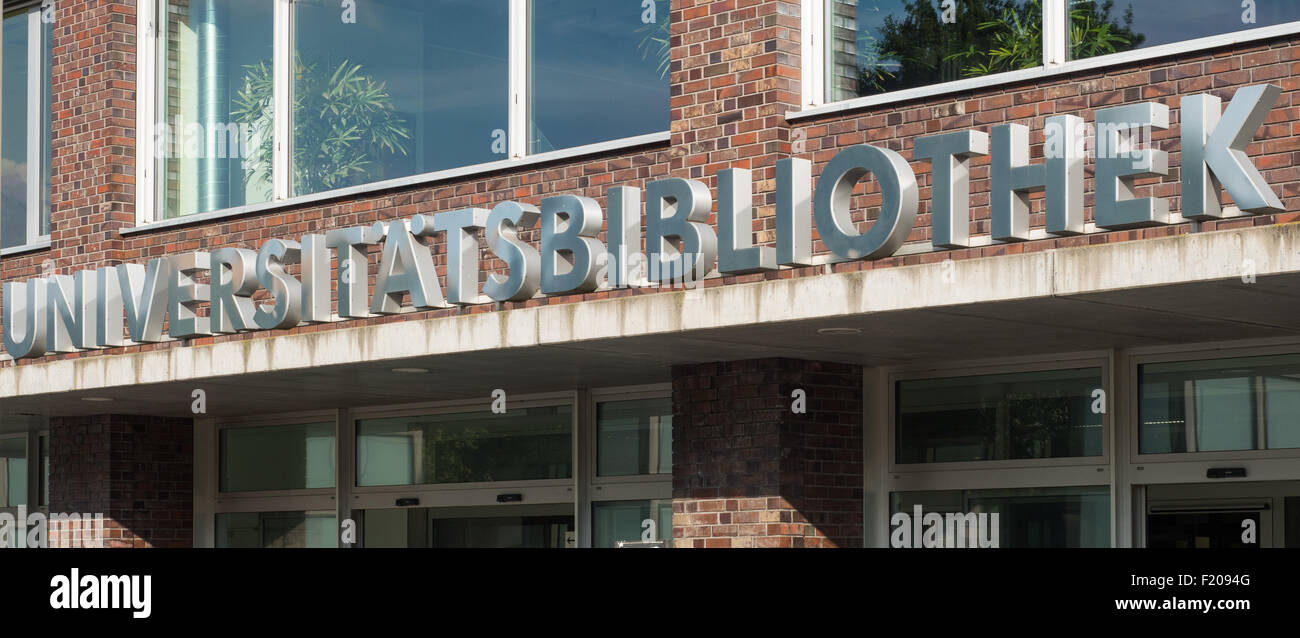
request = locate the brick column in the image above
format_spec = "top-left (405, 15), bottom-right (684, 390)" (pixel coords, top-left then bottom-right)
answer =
top-left (671, 0), bottom-right (801, 253)
top-left (49, 415), bottom-right (193, 548)
top-left (672, 358), bottom-right (863, 548)
top-left (48, 0), bottom-right (136, 272)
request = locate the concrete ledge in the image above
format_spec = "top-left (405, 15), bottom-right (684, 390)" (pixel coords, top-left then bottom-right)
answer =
top-left (3, 223), bottom-right (1299, 399)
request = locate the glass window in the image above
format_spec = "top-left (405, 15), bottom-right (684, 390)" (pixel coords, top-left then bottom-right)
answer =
top-left (896, 368), bottom-right (1104, 464)
top-left (215, 511), bottom-right (336, 548)
top-left (890, 486), bottom-right (1110, 548)
top-left (156, 0), bottom-right (274, 219)
top-left (0, 437), bottom-right (26, 507)
top-left (2, 8), bottom-right (51, 248)
top-left (356, 405), bottom-right (572, 486)
top-left (528, 0), bottom-right (669, 153)
top-left (825, 0), bottom-right (1045, 101)
top-left (1068, 0), bottom-right (1300, 60)
top-left (291, 0), bottom-right (509, 196)
top-left (1139, 354), bottom-right (1300, 454)
top-left (219, 422), bottom-right (335, 492)
top-left (593, 499), bottom-right (673, 548)
top-left (597, 398), bottom-right (672, 477)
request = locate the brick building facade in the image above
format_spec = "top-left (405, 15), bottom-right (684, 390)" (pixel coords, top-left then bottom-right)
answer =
top-left (2, 0), bottom-right (1299, 548)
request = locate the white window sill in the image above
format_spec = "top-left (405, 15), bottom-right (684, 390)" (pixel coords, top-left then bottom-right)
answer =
top-left (123, 131), bottom-right (671, 236)
top-left (790, 22), bottom-right (1300, 121)
top-left (0, 237), bottom-right (51, 257)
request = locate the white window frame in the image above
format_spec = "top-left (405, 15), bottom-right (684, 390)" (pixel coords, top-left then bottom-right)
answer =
top-left (797, 0), bottom-right (1300, 119)
top-left (1124, 341), bottom-right (1300, 483)
top-left (867, 350), bottom-right (1118, 547)
top-left (0, 3), bottom-right (51, 254)
top-left (199, 410), bottom-right (340, 548)
top-left (132, 0), bottom-right (670, 231)
top-left (0, 428), bottom-right (45, 515)
top-left (586, 384), bottom-right (673, 547)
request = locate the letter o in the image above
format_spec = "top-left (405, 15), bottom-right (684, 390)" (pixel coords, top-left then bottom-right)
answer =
top-left (813, 144), bottom-right (919, 260)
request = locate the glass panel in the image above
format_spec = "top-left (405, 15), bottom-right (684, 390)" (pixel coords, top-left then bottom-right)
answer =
top-left (362, 507), bottom-right (574, 548)
top-left (219, 422), bottom-right (335, 492)
top-left (528, 0), bottom-right (670, 153)
top-left (0, 437), bottom-right (26, 507)
top-left (593, 499), bottom-right (673, 547)
top-left (597, 398), bottom-right (672, 477)
top-left (356, 405), bottom-right (572, 486)
top-left (890, 486), bottom-right (1110, 548)
top-left (156, 0), bottom-right (274, 219)
top-left (1, 12), bottom-right (29, 248)
top-left (215, 511), bottom-right (336, 548)
top-left (292, 0), bottom-right (509, 196)
top-left (896, 368), bottom-right (1104, 464)
top-left (1139, 354), bottom-right (1300, 454)
top-left (1068, 0), bottom-right (1300, 61)
top-left (824, 0), bottom-right (1044, 101)
top-left (1147, 511), bottom-right (1261, 549)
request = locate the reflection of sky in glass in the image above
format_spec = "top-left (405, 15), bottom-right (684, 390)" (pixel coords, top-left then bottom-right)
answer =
top-left (530, 0), bottom-right (670, 152)
top-left (293, 0), bottom-right (508, 191)
top-left (1088, 0), bottom-right (1300, 49)
top-left (2, 13), bottom-right (29, 248)
top-left (159, 0), bottom-right (273, 218)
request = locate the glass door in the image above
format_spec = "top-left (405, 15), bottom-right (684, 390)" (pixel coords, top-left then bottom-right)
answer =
top-left (1145, 483), bottom-right (1290, 548)
top-left (361, 504), bottom-right (575, 548)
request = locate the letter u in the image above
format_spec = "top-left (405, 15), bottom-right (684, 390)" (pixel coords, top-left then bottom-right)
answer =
top-left (3, 279), bottom-right (49, 359)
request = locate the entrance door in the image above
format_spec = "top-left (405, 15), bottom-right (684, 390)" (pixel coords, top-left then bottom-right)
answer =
top-left (360, 504), bottom-right (575, 548)
top-left (1144, 482), bottom-right (1300, 548)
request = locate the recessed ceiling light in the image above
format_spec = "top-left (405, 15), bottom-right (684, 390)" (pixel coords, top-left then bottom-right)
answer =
top-left (392, 367), bottom-right (430, 374)
top-left (817, 327), bottom-right (862, 336)
top-left (80, 397), bottom-right (114, 402)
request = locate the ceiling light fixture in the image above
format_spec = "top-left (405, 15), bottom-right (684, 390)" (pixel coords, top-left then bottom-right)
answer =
top-left (392, 367), bottom-right (430, 374)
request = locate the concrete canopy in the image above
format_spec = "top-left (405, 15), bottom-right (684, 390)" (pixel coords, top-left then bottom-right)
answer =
top-left (3, 222), bottom-right (1300, 422)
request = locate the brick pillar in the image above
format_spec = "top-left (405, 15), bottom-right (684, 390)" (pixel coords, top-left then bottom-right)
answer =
top-left (671, 0), bottom-right (801, 246)
top-left (672, 358), bottom-right (863, 548)
top-left (49, 415), bottom-right (193, 548)
top-left (48, 0), bottom-right (135, 273)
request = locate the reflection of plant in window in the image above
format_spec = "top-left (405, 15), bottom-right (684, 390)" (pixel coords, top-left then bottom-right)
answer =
top-left (232, 56), bottom-right (410, 197)
top-left (858, 0), bottom-right (1141, 96)
top-left (636, 3), bottom-right (671, 80)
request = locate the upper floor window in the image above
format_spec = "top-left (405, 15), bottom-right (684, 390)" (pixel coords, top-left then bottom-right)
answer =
top-left (141, 0), bottom-right (670, 221)
top-left (812, 0), bottom-right (1300, 106)
top-left (2, 5), bottom-right (51, 249)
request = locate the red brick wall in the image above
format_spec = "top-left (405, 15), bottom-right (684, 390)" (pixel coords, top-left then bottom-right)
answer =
top-left (672, 358), bottom-right (862, 548)
top-left (48, 415), bottom-right (193, 548)
top-left (0, 1), bottom-right (1296, 368)
top-left (796, 39), bottom-right (1300, 272)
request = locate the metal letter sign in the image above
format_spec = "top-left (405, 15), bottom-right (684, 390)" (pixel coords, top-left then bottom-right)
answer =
top-left (0, 85), bottom-right (1286, 359)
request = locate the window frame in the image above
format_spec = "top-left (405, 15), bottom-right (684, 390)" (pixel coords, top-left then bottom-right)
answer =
top-left (1128, 343), bottom-right (1300, 469)
top-left (0, 428), bottom-right (46, 515)
top-left (586, 384), bottom-right (673, 547)
top-left (867, 350), bottom-right (1117, 547)
top-left (887, 354), bottom-right (1113, 474)
top-left (132, 0), bottom-right (670, 229)
top-left (0, 2), bottom-right (51, 253)
top-left (349, 392), bottom-right (579, 507)
top-left (797, 0), bottom-right (1300, 119)
top-left (210, 411), bottom-right (340, 513)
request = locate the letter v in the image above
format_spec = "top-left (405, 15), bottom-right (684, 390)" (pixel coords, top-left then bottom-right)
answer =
top-left (117, 259), bottom-right (171, 343)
